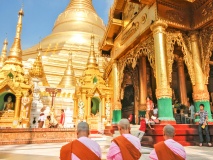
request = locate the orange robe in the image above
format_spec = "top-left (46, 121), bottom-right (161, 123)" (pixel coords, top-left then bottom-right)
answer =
top-left (113, 135), bottom-right (141, 160)
top-left (154, 141), bottom-right (185, 160)
top-left (60, 140), bottom-right (101, 160)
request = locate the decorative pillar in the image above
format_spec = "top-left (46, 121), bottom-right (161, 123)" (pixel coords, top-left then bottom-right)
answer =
top-left (101, 96), bottom-right (106, 118)
top-left (189, 31), bottom-right (212, 122)
top-left (139, 56), bottom-right (147, 115)
top-left (87, 96), bottom-right (91, 118)
top-left (82, 93), bottom-right (87, 120)
top-left (112, 61), bottom-right (122, 124)
top-left (13, 94), bottom-right (22, 127)
top-left (177, 57), bottom-right (188, 106)
top-left (73, 97), bottom-right (78, 119)
top-left (150, 20), bottom-right (175, 123)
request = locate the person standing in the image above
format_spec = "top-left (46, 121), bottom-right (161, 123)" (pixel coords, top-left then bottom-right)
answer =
top-left (149, 125), bottom-right (186, 160)
top-left (146, 97), bottom-right (154, 119)
top-left (38, 107), bottom-right (46, 128)
top-left (60, 122), bottom-right (101, 160)
top-left (194, 104), bottom-right (212, 147)
top-left (60, 109), bottom-right (65, 128)
top-left (189, 102), bottom-right (195, 124)
top-left (107, 119), bottom-right (141, 160)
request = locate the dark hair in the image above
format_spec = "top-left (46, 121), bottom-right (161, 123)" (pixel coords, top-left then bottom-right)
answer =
top-left (200, 104), bottom-right (204, 107)
top-left (61, 109), bottom-right (64, 112)
top-left (47, 116), bottom-right (50, 119)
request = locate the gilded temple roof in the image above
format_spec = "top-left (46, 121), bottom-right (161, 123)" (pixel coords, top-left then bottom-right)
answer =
top-left (0, 39), bottom-right (8, 69)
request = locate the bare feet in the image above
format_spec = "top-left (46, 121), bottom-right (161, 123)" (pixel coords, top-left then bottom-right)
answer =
top-left (199, 143), bottom-right (202, 147)
top-left (208, 143), bottom-right (212, 147)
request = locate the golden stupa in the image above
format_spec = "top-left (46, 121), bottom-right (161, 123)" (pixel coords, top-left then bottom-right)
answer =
top-left (22, 0), bottom-right (106, 87)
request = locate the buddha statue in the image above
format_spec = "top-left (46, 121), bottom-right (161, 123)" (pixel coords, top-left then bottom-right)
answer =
top-left (3, 96), bottom-right (14, 111)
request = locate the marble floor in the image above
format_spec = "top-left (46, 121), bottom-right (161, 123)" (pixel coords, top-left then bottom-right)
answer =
top-left (0, 142), bottom-right (212, 160)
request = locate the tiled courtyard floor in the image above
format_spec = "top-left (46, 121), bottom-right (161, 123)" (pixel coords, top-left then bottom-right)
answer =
top-left (0, 143), bottom-right (212, 160)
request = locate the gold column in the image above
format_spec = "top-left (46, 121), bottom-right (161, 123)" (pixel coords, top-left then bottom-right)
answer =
top-left (82, 93), bottom-right (87, 120)
top-left (189, 31), bottom-right (209, 101)
top-left (73, 97), bottom-right (78, 119)
top-left (87, 96), bottom-right (91, 118)
top-left (177, 57), bottom-right (188, 106)
top-left (139, 56), bottom-right (147, 110)
top-left (101, 96), bottom-right (106, 118)
top-left (150, 21), bottom-right (172, 98)
top-left (14, 95), bottom-right (22, 118)
top-left (112, 61), bottom-right (121, 109)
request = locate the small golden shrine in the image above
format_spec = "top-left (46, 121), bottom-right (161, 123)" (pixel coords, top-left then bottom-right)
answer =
top-left (0, 8), bottom-right (32, 127)
top-left (74, 35), bottom-right (113, 130)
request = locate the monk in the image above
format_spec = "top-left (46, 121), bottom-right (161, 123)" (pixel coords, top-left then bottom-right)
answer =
top-left (107, 119), bottom-right (141, 160)
top-left (149, 124), bottom-right (186, 160)
top-left (60, 121), bottom-right (101, 160)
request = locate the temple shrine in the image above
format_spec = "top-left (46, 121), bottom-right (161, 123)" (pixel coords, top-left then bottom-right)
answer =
top-left (0, 0), bottom-right (213, 146)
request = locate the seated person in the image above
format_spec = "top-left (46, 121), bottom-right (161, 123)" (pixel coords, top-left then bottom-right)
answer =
top-left (47, 115), bottom-right (58, 128)
top-left (3, 96), bottom-right (14, 111)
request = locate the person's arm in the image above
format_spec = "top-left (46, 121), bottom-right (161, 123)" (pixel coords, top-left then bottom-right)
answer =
top-left (194, 112), bottom-right (199, 118)
top-left (147, 122), bottom-right (154, 130)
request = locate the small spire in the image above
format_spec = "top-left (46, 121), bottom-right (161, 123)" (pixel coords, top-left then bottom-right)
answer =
top-left (29, 45), bottom-right (45, 78)
top-left (58, 51), bottom-right (76, 88)
top-left (5, 8), bottom-right (24, 66)
top-left (0, 38), bottom-right (8, 69)
top-left (87, 35), bottom-right (98, 69)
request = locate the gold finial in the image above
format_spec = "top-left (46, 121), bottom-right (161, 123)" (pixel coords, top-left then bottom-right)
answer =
top-left (58, 50), bottom-right (76, 88)
top-left (87, 35), bottom-right (98, 69)
top-left (0, 38), bottom-right (8, 69)
top-left (67, 0), bottom-right (96, 12)
top-left (5, 8), bottom-right (24, 66)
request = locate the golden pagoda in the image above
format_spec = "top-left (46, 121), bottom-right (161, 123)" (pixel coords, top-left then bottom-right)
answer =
top-left (0, 39), bottom-right (8, 69)
top-left (22, 0), bottom-right (106, 87)
top-left (0, 8), bottom-right (32, 127)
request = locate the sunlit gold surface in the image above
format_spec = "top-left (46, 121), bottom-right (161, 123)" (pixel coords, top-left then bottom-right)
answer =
top-left (58, 53), bottom-right (76, 88)
top-left (22, 0), bottom-right (106, 87)
top-left (0, 39), bottom-right (8, 69)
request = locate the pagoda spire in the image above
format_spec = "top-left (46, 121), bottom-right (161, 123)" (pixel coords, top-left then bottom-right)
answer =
top-left (58, 52), bottom-right (76, 88)
top-left (87, 35), bottom-right (98, 69)
top-left (66, 0), bottom-right (96, 13)
top-left (0, 39), bottom-right (8, 69)
top-left (5, 8), bottom-right (24, 66)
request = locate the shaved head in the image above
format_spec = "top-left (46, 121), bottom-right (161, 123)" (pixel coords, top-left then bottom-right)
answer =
top-left (77, 122), bottom-right (89, 134)
top-left (118, 119), bottom-right (130, 130)
top-left (163, 124), bottom-right (175, 138)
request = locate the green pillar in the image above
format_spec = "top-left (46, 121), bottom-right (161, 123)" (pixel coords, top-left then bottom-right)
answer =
top-left (158, 98), bottom-right (174, 121)
top-left (112, 110), bottom-right (121, 124)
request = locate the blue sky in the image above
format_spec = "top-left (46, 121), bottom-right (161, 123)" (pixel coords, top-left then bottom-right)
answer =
top-left (0, 0), bottom-right (113, 50)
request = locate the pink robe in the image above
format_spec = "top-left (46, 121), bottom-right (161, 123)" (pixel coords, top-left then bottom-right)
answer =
top-left (149, 139), bottom-right (186, 160)
top-left (107, 134), bottom-right (141, 160)
top-left (72, 137), bottom-right (101, 160)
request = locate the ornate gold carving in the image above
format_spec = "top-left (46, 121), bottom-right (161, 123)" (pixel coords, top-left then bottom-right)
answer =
top-left (166, 10), bottom-right (184, 23)
top-left (192, 89), bottom-right (210, 102)
top-left (121, 22), bottom-right (139, 45)
top-left (141, 13), bottom-right (147, 24)
top-left (156, 87), bottom-right (172, 99)
top-left (166, 29), bottom-right (195, 85)
top-left (200, 26), bottom-right (213, 84)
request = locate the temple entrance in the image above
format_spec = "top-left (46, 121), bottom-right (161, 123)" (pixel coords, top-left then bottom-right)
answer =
top-left (171, 47), bottom-right (193, 124)
top-left (91, 97), bottom-right (100, 116)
